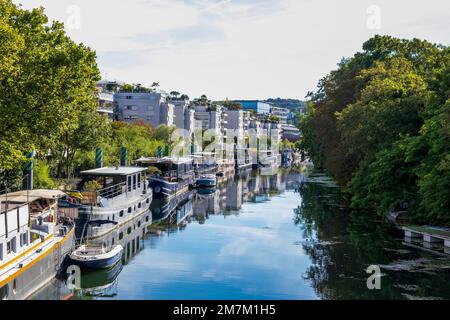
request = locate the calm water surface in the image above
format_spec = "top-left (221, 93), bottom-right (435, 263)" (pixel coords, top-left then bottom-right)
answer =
top-left (32, 170), bottom-right (450, 300)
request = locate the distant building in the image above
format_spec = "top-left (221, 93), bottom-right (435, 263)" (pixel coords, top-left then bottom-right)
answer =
top-left (223, 109), bottom-right (244, 138)
top-left (97, 92), bottom-right (114, 120)
top-left (280, 124), bottom-right (301, 142)
top-left (270, 106), bottom-right (289, 124)
top-left (194, 105), bottom-right (227, 152)
top-left (172, 99), bottom-right (194, 134)
top-left (234, 100), bottom-right (271, 114)
top-left (113, 92), bottom-right (174, 127)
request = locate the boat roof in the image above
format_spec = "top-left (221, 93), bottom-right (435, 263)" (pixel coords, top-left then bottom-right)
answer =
top-left (136, 156), bottom-right (192, 165)
top-left (81, 166), bottom-right (147, 176)
top-left (0, 189), bottom-right (65, 205)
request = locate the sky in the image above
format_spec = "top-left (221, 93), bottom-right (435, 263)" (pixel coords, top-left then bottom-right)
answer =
top-left (14, 0), bottom-right (450, 100)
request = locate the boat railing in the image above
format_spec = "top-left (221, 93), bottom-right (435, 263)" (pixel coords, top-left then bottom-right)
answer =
top-left (80, 182), bottom-right (127, 205)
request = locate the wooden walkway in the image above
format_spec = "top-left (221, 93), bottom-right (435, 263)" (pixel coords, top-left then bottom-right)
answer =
top-left (403, 225), bottom-right (450, 255)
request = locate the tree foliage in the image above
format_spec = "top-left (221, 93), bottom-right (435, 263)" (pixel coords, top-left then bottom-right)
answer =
top-left (300, 35), bottom-right (450, 225)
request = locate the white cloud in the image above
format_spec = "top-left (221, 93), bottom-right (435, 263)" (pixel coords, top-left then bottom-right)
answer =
top-left (13, 0), bottom-right (450, 100)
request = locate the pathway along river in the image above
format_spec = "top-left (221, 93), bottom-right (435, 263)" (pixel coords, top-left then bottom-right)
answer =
top-left (32, 169), bottom-right (450, 300)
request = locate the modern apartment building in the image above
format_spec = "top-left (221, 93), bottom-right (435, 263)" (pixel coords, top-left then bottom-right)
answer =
top-left (172, 99), bottom-right (195, 134)
top-left (234, 100), bottom-right (271, 114)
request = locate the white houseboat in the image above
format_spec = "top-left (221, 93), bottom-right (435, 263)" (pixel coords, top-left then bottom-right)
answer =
top-left (59, 166), bottom-right (152, 239)
top-left (0, 190), bottom-right (75, 300)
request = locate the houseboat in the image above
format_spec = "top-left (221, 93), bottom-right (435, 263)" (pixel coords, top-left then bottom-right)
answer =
top-left (0, 189), bottom-right (75, 300)
top-left (59, 166), bottom-right (152, 239)
top-left (136, 157), bottom-right (195, 199)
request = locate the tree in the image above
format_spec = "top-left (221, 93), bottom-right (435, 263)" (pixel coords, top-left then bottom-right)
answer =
top-left (268, 115), bottom-right (280, 123)
top-left (170, 91), bottom-right (180, 99)
top-left (223, 99), bottom-right (242, 110)
top-left (121, 83), bottom-right (134, 92)
top-left (300, 35), bottom-right (449, 224)
top-left (0, 0), bottom-right (100, 175)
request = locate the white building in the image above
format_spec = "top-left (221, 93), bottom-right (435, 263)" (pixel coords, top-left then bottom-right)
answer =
top-left (172, 99), bottom-right (194, 134)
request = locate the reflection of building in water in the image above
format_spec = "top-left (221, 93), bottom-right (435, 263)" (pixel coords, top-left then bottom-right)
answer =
top-left (224, 178), bottom-right (243, 212)
top-left (193, 190), bottom-right (221, 217)
top-left (269, 173), bottom-right (283, 193)
top-left (151, 190), bottom-right (194, 223)
top-left (96, 210), bottom-right (152, 264)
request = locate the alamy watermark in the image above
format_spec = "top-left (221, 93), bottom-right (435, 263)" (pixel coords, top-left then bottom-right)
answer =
top-left (366, 265), bottom-right (381, 290)
top-left (66, 5), bottom-right (81, 30)
top-left (366, 5), bottom-right (382, 30)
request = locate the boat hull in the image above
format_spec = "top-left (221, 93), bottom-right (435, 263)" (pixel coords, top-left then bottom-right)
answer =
top-left (149, 177), bottom-right (193, 199)
top-left (196, 178), bottom-right (216, 188)
top-left (69, 246), bottom-right (123, 270)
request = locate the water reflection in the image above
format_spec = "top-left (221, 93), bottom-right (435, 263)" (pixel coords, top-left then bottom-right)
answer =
top-left (31, 169), bottom-right (450, 300)
top-left (295, 172), bottom-right (450, 300)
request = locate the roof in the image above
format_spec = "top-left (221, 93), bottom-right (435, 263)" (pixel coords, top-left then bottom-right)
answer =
top-left (0, 189), bottom-right (66, 205)
top-left (81, 166), bottom-right (147, 176)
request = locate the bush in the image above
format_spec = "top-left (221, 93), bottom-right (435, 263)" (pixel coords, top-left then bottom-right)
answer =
top-left (146, 166), bottom-right (162, 176)
top-left (33, 160), bottom-right (56, 189)
top-left (83, 180), bottom-right (102, 191)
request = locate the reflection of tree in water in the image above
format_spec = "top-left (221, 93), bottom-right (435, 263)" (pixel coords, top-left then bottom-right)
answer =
top-left (294, 175), bottom-right (450, 300)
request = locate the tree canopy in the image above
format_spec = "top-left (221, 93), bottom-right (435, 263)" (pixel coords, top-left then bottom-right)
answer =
top-left (299, 35), bottom-right (450, 225)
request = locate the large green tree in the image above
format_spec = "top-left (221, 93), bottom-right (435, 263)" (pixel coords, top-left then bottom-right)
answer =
top-left (300, 35), bottom-right (449, 224)
top-left (0, 0), bottom-right (100, 173)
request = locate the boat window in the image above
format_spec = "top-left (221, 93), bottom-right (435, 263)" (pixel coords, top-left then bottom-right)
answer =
top-left (146, 198), bottom-right (150, 204)
top-left (0, 285), bottom-right (8, 300)
top-left (120, 210), bottom-right (124, 217)
top-left (128, 207), bottom-right (132, 213)
top-left (138, 221), bottom-right (141, 227)
top-left (138, 173), bottom-right (141, 188)
top-left (127, 176), bottom-right (132, 192)
top-left (127, 227), bottom-right (132, 234)
top-left (133, 174), bottom-right (137, 190)
top-left (146, 216), bottom-right (149, 222)
top-left (113, 214), bottom-right (115, 221)
top-left (119, 232), bottom-right (124, 240)
top-left (12, 280), bottom-right (17, 294)
top-left (138, 202), bottom-right (141, 209)
top-left (0, 244), bottom-right (3, 261)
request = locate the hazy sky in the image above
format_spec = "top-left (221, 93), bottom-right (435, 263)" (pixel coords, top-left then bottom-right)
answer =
top-left (14, 0), bottom-right (450, 100)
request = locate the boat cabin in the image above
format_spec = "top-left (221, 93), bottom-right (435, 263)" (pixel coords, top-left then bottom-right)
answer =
top-left (0, 189), bottom-right (65, 264)
top-left (78, 166), bottom-right (148, 204)
top-left (136, 157), bottom-right (194, 182)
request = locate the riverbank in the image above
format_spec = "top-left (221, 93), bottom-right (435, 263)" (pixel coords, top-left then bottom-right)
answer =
top-left (30, 169), bottom-right (450, 300)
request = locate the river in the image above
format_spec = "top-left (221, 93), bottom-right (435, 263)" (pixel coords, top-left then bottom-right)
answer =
top-left (31, 169), bottom-right (450, 300)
